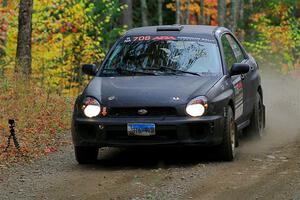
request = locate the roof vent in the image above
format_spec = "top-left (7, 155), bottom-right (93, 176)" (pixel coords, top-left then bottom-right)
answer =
top-left (156, 25), bottom-right (183, 32)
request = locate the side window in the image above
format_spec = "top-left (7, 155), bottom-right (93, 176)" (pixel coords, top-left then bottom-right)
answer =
top-left (225, 34), bottom-right (245, 63)
top-left (221, 35), bottom-right (236, 71)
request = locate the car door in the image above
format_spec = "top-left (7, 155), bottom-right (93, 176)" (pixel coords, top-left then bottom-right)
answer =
top-left (221, 34), bottom-right (247, 122)
top-left (224, 34), bottom-right (258, 119)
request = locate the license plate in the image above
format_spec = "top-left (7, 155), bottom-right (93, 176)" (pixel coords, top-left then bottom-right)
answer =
top-left (127, 123), bottom-right (156, 136)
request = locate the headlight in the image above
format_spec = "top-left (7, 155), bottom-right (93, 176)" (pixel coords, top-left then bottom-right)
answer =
top-left (186, 96), bottom-right (208, 117)
top-left (82, 97), bottom-right (101, 118)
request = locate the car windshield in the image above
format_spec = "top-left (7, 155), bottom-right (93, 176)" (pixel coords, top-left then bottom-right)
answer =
top-left (100, 35), bottom-right (222, 76)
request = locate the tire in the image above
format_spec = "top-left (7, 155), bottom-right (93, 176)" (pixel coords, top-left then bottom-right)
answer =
top-left (218, 106), bottom-right (236, 161)
top-left (248, 93), bottom-right (264, 138)
top-left (75, 146), bottom-right (99, 164)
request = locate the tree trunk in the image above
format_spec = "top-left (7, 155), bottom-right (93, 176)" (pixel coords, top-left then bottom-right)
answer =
top-left (158, 0), bottom-right (163, 25)
top-left (230, 0), bottom-right (238, 32)
top-left (218, 0), bottom-right (226, 26)
top-left (176, 0), bottom-right (181, 24)
top-left (185, 0), bottom-right (190, 24)
top-left (198, 0), bottom-right (205, 24)
top-left (140, 0), bottom-right (148, 26)
top-left (249, 0), bottom-right (254, 38)
top-left (121, 0), bottom-right (133, 28)
top-left (0, 0), bottom-right (8, 59)
top-left (249, 0), bottom-right (253, 11)
top-left (237, 0), bottom-right (245, 41)
top-left (239, 0), bottom-right (244, 21)
top-left (0, 0), bottom-right (8, 76)
top-left (206, 14), bottom-right (211, 25)
top-left (16, 0), bottom-right (33, 77)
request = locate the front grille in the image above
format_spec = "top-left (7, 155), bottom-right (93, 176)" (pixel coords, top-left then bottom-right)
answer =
top-left (108, 107), bottom-right (177, 117)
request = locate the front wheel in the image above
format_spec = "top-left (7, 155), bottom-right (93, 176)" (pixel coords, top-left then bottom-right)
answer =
top-left (248, 93), bottom-right (264, 138)
top-left (75, 146), bottom-right (98, 164)
top-left (218, 106), bottom-right (236, 161)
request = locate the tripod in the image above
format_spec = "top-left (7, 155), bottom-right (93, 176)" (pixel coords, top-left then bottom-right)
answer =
top-left (4, 119), bottom-right (20, 152)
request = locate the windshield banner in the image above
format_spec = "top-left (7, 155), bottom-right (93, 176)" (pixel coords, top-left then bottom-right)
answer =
top-left (123, 35), bottom-right (216, 44)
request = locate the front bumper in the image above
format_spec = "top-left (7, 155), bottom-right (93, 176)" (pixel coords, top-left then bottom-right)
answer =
top-left (72, 115), bottom-right (225, 147)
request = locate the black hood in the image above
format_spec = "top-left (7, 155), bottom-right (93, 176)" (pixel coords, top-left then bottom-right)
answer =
top-left (84, 75), bottom-right (222, 107)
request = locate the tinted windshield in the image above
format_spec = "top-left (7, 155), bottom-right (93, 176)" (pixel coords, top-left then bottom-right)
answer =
top-left (100, 35), bottom-right (222, 76)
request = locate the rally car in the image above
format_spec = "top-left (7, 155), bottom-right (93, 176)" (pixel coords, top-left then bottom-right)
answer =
top-left (72, 25), bottom-right (265, 163)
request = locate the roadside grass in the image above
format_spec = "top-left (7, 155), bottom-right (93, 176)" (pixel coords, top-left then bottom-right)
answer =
top-left (0, 74), bottom-right (73, 168)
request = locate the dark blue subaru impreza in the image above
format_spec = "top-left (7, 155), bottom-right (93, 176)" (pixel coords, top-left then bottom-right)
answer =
top-left (72, 25), bottom-right (265, 163)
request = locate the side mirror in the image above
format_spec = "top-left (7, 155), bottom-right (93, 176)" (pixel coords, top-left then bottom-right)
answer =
top-left (82, 64), bottom-right (97, 76)
top-left (230, 63), bottom-right (249, 76)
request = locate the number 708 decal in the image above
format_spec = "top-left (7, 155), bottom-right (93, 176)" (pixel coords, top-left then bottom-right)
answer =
top-left (126, 36), bottom-right (177, 42)
top-left (133, 36), bottom-right (151, 41)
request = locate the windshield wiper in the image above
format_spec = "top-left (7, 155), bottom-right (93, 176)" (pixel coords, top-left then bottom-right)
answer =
top-left (147, 66), bottom-right (202, 77)
top-left (115, 67), bottom-right (157, 75)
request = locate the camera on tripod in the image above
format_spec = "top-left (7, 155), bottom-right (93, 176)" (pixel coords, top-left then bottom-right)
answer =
top-left (4, 119), bottom-right (20, 152)
top-left (8, 119), bottom-right (15, 127)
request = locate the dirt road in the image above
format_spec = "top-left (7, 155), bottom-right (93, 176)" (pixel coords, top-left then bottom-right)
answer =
top-left (1, 68), bottom-right (300, 200)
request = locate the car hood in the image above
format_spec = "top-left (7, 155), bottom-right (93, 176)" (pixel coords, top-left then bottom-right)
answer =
top-left (84, 75), bottom-right (222, 107)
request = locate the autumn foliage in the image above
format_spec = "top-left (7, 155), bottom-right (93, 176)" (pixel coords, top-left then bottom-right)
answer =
top-left (166, 0), bottom-right (219, 25)
top-left (244, 2), bottom-right (300, 73)
top-left (1, 0), bottom-right (125, 95)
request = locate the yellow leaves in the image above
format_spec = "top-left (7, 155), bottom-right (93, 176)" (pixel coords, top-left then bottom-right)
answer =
top-left (4, 0), bottom-right (124, 96)
top-left (166, 2), bottom-right (176, 11)
top-left (250, 13), bottom-right (265, 23)
top-left (99, 52), bottom-right (105, 58)
top-left (190, 3), bottom-right (200, 14)
top-left (74, 48), bottom-right (81, 53)
top-left (105, 16), bottom-right (111, 23)
top-left (246, 1), bottom-right (299, 72)
top-left (166, 0), bottom-right (219, 25)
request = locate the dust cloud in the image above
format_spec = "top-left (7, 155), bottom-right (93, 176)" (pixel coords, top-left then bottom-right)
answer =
top-left (240, 66), bottom-right (300, 154)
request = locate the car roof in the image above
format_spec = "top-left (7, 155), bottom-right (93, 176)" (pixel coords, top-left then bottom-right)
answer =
top-left (125, 25), bottom-right (225, 37)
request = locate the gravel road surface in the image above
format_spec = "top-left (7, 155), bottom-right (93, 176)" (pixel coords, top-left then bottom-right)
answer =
top-left (1, 68), bottom-right (299, 200)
